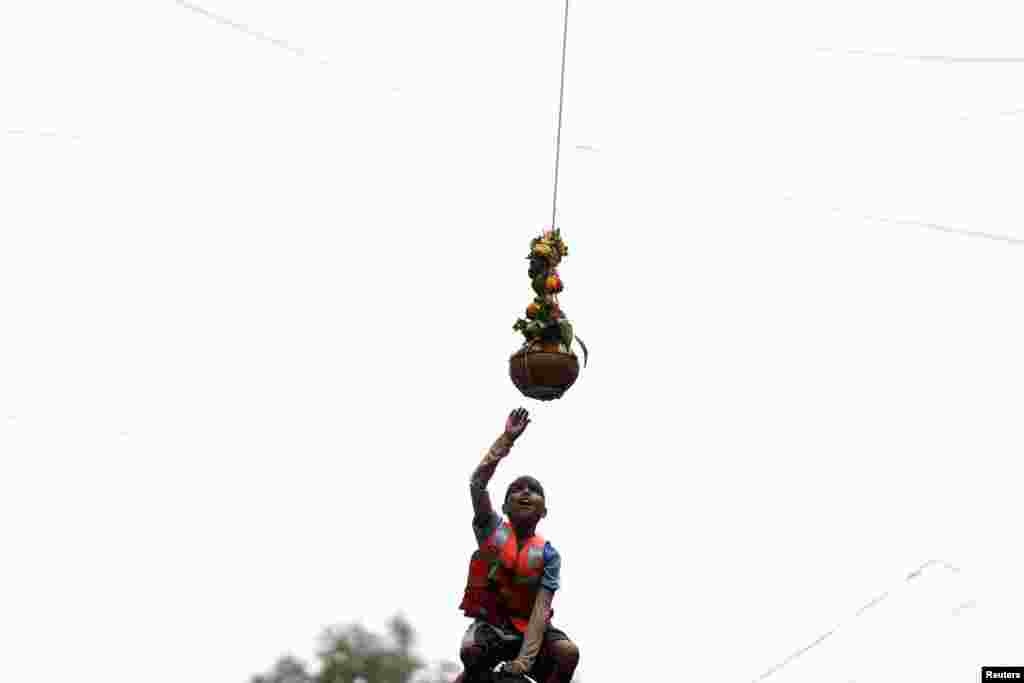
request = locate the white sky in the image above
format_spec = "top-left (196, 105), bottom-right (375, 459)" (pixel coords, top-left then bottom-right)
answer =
top-left (2, 2), bottom-right (1023, 682)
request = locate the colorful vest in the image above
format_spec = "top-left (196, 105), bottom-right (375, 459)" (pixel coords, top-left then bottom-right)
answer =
top-left (459, 520), bottom-right (554, 633)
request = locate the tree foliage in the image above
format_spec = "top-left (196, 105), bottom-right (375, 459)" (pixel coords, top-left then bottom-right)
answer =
top-left (250, 654), bottom-right (316, 683)
top-left (250, 613), bottom-right (458, 683)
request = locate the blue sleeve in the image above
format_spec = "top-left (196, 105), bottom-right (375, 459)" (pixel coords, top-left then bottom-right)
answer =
top-left (541, 542), bottom-right (561, 592)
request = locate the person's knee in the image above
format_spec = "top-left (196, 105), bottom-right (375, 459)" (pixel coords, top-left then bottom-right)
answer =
top-left (548, 639), bottom-right (579, 670)
top-left (460, 643), bottom-right (484, 668)
top-left (557, 640), bottom-right (580, 669)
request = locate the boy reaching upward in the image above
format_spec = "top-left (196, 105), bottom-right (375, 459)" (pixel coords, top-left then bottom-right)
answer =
top-left (456, 408), bottom-right (580, 683)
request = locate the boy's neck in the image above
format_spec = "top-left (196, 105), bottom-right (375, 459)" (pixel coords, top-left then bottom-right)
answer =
top-left (510, 521), bottom-right (538, 541)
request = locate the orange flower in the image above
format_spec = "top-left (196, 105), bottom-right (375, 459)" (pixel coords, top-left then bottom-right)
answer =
top-left (526, 303), bottom-right (541, 319)
top-left (544, 275), bottom-right (563, 293)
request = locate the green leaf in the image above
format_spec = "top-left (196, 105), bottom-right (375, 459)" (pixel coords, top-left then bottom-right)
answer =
top-left (558, 320), bottom-right (574, 349)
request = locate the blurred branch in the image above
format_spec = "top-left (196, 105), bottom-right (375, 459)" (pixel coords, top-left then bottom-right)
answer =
top-left (254, 613), bottom-right (443, 683)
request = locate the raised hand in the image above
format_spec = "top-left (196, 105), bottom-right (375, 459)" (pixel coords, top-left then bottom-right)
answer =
top-left (504, 407), bottom-right (531, 444)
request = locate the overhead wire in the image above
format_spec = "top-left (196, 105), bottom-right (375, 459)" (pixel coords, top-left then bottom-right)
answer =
top-left (784, 197), bottom-right (1024, 246)
top-left (816, 47), bottom-right (1024, 64)
top-left (5, 129), bottom-right (81, 142)
top-left (753, 559), bottom-right (966, 682)
top-left (173, 0), bottom-right (326, 62)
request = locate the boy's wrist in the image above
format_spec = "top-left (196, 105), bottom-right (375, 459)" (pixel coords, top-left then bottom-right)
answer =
top-left (488, 434), bottom-right (513, 457)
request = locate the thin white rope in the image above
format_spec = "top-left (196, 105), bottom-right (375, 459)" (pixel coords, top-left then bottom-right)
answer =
top-left (550, 0), bottom-right (571, 231)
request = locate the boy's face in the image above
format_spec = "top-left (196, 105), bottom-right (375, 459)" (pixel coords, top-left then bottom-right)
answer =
top-left (503, 476), bottom-right (547, 527)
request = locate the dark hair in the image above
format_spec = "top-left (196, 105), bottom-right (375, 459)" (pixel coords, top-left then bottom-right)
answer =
top-left (505, 476), bottom-right (545, 503)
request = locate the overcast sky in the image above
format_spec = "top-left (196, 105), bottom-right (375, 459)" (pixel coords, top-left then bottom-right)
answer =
top-left (3, 2), bottom-right (1023, 682)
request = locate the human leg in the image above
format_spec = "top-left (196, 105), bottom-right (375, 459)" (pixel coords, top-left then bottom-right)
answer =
top-left (458, 621), bottom-right (489, 681)
top-left (457, 621), bottom-right (521, 682)
top-left (535, 627), bottom-right (579, 683)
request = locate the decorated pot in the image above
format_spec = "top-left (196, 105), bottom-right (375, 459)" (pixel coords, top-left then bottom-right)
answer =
top-left (508, 347), bottom-right (579, 401)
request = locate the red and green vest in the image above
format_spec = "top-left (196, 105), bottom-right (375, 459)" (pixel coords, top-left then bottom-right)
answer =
top-left (459, 519), bottom-right (554, 633)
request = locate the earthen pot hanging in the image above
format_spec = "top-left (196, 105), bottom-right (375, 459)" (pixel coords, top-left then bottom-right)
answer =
top-left (508, 229), bottom-right (587, 402)
top-left (509, 340), bottom-right (580, 401)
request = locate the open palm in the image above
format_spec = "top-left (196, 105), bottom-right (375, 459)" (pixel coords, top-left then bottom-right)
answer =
top-left (504, 407), bottom-right (531, 443)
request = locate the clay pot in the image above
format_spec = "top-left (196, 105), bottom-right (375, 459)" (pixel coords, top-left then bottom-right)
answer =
top-left (509, 347), bottom-right (580, 401)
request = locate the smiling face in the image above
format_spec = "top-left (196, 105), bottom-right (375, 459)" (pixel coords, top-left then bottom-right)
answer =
top-left (503, 476), bottom-right (547, 527)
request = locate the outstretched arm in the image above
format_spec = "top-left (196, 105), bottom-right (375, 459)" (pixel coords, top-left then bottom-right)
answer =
top-left (509, 588), bottom-right (554, 673)
top-left (469, 408), bottom-right (531, 524)
top-left (470, 433), bottom-right (510, 524)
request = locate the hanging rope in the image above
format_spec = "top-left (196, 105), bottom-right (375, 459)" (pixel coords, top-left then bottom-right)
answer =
top-left (550, 0), bottom-right (571, 231)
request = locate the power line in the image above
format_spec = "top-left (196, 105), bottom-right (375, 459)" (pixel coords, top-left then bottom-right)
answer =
top-left (959, 106), bottom-right (1024, 122)
top-left (843, 210), bottom-right (1024, 246)
top-left (784, 196), bottom-right (1024, 246)
top-left (173, 0), bottom-right (325, 62)
top-left (5, 129), bottom-right (81, 142)
top-left (753, 559), bottom-right (966, 682)
top-left (816, 47), bottom-right (1024, 64)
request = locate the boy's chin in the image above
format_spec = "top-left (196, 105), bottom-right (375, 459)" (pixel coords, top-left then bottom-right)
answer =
top-left (507, 512), bottom-right (540, 525)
